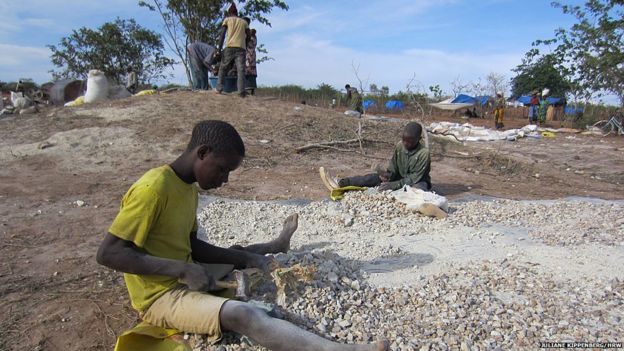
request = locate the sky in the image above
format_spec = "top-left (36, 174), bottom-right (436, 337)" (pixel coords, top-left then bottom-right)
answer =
top-left (0, 0), bottom-right (595, 99)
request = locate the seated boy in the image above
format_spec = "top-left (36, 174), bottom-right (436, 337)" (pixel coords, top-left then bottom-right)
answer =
top-left (321, 122), bottom-right (431, 192)
top-left (97, 120), bottom-right (388, 351)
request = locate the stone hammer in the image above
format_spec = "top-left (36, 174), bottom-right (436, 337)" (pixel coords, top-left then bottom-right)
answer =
top-left (215, 270), bottom-right (250, 300)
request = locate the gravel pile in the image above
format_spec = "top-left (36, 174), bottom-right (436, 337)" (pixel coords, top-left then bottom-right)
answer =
top-left (195, 194), bottom-right (624, 350)
top-left (446, 199), bottom-right (624, 247)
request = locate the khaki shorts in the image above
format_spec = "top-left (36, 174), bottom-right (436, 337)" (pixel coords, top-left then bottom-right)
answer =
top-left (141, 264), bottom-right (234, 343)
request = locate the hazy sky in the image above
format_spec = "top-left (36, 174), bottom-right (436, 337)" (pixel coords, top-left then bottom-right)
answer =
top-left (0, 0), bottom-right (590, 98)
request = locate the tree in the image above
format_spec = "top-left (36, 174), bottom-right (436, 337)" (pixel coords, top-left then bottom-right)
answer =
top-left (535, 1), bottom-right (623, 105)
top-left (369, 83), bottom-right (379, 95)
top-left (140, 0), bottom-right (289, 86)
top-left (380, 86), bottom-right (390, 97)
top-left (450, 75), bottom-right (469, 97)
top-left (485, 72), bottom-right (508, 96)
top-left (428, 84), bottom-right (444, 100)
top-left (48, 18), bottom-right (174, 84)
top-left (138, 0), bottom-right (192, 85)
top-left (469, 77), bottom-right (487, 97)
top-left (511, 54), bottom-right (570, 97)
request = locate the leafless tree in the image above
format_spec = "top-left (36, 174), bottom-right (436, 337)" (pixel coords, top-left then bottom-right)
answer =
top-left (486, 72), bottom-right (508, 96)
top-left (450, 75), bottom-right (469, 97)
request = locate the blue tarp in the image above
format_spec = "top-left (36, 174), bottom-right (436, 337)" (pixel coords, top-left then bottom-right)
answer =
top-left (451, 94), bottom-right (475, 104)
top-left (451, 94), bottom-right (490, 106)
top-left (475, 96), bottom-right (491, 106)
top-left (564, 106), bottom-right (584, 115)
top-left (385, 100), bottom-right (405, 110)
top-left (363, 100), bottom-right (376, 109)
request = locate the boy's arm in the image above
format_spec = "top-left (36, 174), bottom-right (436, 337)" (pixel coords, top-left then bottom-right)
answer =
top-left (190, 232), bottom-right (273, 271)
top-left (96, 233), bottom-right (217, 291)
top-left (218, 23), bottom-right (227, 51)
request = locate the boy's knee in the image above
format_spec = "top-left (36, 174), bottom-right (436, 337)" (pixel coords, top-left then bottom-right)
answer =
top-left (222, 301), bottom-right (267, 329)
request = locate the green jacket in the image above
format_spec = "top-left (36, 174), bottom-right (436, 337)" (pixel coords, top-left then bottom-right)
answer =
top-left (387, 141), bottom-right (431, 190)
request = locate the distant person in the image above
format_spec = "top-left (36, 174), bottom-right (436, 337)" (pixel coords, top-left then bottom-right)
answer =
top-left (538, 89), bottom-right (550, 125)
top-left (126, 68), bottom-right (137, 94)
top-left (244, 18), bottom-right (258, 96)
top-left (528, 92), bottom-right (539, 125)
top-left (217, 3), bottom-right (249, 97)
top-left (321, 122), bottom-right (431, 192)
top-left (345, 84), bottom-right (363, 114)
top-left (187, 42), bottom-right (217, 90)
top-left (493, 92), bottom-right (505, 129)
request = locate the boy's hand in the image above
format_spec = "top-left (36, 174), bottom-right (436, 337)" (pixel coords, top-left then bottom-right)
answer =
top-left (379, 172), bottom-right (390, 182)
top-left (378, 182), bottom-right (393, 191)
top-left (179, 263), bottom-right (217, 291)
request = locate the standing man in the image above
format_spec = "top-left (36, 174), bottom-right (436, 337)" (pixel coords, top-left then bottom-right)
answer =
top-left (528, 91), bottom-right (539, 125)
top-left (126, 68), bottom-right (138, 94)
top-left (217, 3), bottom-right (249, 97)
top-left (493, 92), bottom-right (505, 129)
top-left (187, 42), bottom-right (217, 90)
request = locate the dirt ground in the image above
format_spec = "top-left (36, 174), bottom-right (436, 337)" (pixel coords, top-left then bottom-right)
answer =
top-left (0, 92), bottom-right (622, 350)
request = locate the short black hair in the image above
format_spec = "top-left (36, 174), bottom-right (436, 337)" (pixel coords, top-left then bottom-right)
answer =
top-left (187, 120), bottom-right (245, 157)
top-left (345, 84), bottom-right (351, 89)
top-left (243, 17), bottom-right (251, 24)
top-left (404, 122), bottom-right (422, 139)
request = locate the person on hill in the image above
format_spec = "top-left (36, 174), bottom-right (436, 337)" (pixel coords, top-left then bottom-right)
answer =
top-left (528, 92), bottom-right (539, 125)
top-left (187, 41), bottom-right (217, 90)
top-left (493, 92), bottom-right (505, 129)
top-left (126, 68), bottom-right (137, 94)
top-left (321, 122), bottom-right (431, 192)
top-left (244, 17), bottom-right (258, 96)
top-left (217, 3), bottom-right (249, 97)
top-left (538, 89), bottom-right (550, 125)
top-left (96, 120), bottom-right (389, 351)
top-left (345, 84), bottom-right (363, 115)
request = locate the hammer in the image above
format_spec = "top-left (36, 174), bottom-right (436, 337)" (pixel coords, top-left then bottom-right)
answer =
top-left (215, 270), bottom-right (250, 301)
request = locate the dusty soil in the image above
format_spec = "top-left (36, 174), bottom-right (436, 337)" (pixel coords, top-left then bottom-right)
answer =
top-left (0, 92), bottom-right (622, 350)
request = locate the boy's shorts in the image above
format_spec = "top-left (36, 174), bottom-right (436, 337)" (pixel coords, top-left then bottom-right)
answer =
top-left (141, 264), bottom-right (234, 343)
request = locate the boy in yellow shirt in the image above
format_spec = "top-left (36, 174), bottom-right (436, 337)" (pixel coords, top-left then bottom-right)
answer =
top-left (97, 120), bottom-right (388, 351)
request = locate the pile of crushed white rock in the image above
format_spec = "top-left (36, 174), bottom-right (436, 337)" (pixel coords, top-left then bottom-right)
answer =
top-left (195, 193), bottom-right (623, 351)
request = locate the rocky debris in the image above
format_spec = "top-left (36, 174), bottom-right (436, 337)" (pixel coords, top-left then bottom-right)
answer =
top-left (446, 199), bottom-right (623, 247)
top-left (193, 194), bottom-right (623, 350)
top-left (190, 250), bottom-right (624, 351)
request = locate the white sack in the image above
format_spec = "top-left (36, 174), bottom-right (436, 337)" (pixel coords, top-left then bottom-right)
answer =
top-left (84, 70), bottom-right (109, 103)
top-left (390, 185), bottom-right (449, 213)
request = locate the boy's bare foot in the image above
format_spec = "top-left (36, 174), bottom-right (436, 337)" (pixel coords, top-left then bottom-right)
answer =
top-left (274, 213), bottom-right (298, 253)
top-left (417, 203), bottom-right (447, 219)
top-left (319, 167), bottom-right (340, 191)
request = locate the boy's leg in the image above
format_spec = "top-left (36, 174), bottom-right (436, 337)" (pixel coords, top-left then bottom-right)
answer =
top-left (220, 300), bottom-right (389, 351)
top-left (217, 48), bottom-right (234, 92)
top-left (338, 173), bottom-right (382, 188)
top-left (234, 48), bottom-right (246, 95)
top-left (231, 214), bottom-right (299, 255)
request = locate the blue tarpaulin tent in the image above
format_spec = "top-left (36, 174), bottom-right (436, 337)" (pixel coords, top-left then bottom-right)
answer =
top-left (564, 106), bottom-right (584, 115)
top-left (451, 94), bottom-right (490, 106)
top-left (363, 100), bottom-right (376, 110)
top-left (474, 96), bottom-right (491, 106)
top-left (451, 94), bottom-right (476, 104)
top-left (385, 100), bottom-right (405, 111)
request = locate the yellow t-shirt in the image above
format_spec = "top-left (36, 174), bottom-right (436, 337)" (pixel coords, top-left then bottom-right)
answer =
top-left (108, 165), bottom-right (198, 311)
top-left (223, 16), bottom-right (248, 49)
